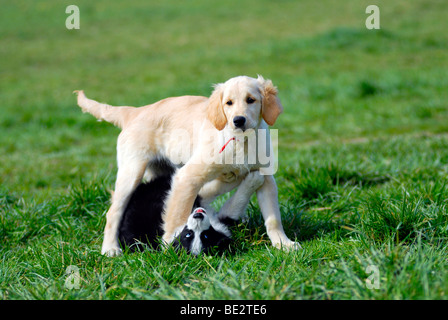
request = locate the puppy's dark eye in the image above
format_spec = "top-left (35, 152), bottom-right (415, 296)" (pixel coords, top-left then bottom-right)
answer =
top-left (226, 100), bottom-right (233, 106)
top-left (246, 97), bottom-right (255, 104)
top-left (185, 232), bottom-right (192, 238)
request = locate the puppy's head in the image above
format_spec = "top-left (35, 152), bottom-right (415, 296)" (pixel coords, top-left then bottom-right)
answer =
top-left (172, 208), bottom-right (231, 255)
top-left (207, 75), bottom-right (283, 132)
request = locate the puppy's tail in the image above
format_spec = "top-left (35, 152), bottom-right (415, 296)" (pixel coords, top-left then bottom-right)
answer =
top-left (74, 90), bottom-right (136, 129)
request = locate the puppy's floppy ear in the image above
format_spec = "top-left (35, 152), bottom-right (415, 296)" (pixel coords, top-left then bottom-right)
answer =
top-left (207, 84), bottom-right (227, 131)
top-left (257, 75), bottom-right (284, 126)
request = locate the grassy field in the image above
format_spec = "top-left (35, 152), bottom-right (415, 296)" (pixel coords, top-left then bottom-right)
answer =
top-left (1, 0), bottom-right (448, 300)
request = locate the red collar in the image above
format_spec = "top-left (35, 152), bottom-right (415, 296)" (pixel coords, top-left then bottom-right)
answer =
top-left (219, 137), bottom-right (236, 153)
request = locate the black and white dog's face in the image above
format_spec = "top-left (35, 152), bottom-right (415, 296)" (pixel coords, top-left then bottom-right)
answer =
top-left (173, 208), bottom-right (231, 255)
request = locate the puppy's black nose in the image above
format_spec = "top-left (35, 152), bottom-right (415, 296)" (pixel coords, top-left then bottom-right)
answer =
top-left (193, 212), bottom-right (204, 220)
top-left (233, 116), bottom-right (246, 128)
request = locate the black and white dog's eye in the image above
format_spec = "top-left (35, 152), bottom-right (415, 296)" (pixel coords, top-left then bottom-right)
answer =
top-left (185, 232), bottom-right (192, 238)
top-left (203, 233), bottom-right (208, 239)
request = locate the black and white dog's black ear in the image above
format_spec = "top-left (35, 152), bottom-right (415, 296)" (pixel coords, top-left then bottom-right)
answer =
top-left (219, 216), bottom-right (239, 228)
top-left (171, 234), bottom-right (186, 253)
top-left (201, 230), bottom-right (233, 255)
top-left (172, 238), bottom-right (181, 250)
top-left (216, 235), bottom-right (232, 252)
top-left (202, 238), bottom-right (232, 255)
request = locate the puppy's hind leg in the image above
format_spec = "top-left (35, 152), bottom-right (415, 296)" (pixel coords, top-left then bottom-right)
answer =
top-left (102, 152), bottom-right (149, 257)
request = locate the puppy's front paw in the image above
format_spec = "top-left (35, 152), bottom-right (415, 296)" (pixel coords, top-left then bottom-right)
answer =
top-left (162, 232), bottom-right (175, 245)
top-left (273, 240), bottom-right (302, 251)
top-left (101, 244), bottom-right (123, 257)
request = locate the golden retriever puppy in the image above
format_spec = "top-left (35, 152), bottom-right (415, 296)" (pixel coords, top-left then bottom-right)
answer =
top-left (75, 75), bottom-right (301, 256)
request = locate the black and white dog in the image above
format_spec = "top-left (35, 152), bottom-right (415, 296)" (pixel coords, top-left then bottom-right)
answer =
top-left (118, 170), bottom-right (264, 255)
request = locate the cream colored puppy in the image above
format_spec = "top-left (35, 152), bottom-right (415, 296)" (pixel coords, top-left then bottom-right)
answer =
top-left (75, 75), bottom-right (301, 256)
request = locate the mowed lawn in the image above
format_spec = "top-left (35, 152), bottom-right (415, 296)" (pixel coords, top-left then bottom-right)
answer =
top-left (1, 0), bottom-right (448, 299)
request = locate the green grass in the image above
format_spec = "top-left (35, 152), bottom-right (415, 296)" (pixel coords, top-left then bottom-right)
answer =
top-left (1, 0), bottom-right (448, 300)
